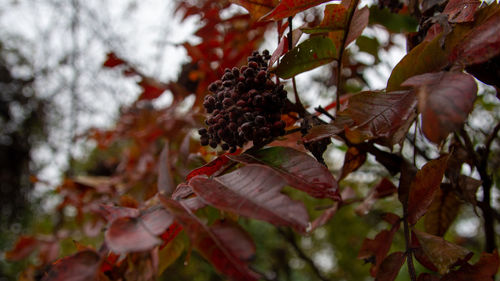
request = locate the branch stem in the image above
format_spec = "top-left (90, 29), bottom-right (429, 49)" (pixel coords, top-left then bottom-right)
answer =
top-left (403, 212), bottom-right (417, 281)
top-left (336, 0), bottom-right (360, 113)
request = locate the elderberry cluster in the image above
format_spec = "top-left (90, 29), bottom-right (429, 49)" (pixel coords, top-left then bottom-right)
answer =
top-left (199, 50), bottom-right (287, 152)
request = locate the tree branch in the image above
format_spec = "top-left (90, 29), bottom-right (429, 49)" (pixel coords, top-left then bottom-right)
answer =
top-left (459, 128), bottom-right (497, 253)
top-left (278, 228), bottom-right (330, 281)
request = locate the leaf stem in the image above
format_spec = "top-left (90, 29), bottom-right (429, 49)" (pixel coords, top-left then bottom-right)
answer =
top-left (278, 228), bottom-right (330, 281)
top-left (335, 0), bottom-right (360, 113)
top-left (287, 16), bottom-right (306, 117)
top-left (403, 212), bottom-right (417, 281)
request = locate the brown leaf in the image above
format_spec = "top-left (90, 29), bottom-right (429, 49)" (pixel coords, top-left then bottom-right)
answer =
top-left (345, 6), bottom-right (369, 47)
top-left (344, 90), bottom-right (417, 145)
top-left (189, 166), bottom-right (310, 233)
top-left (340, 147), bottom-right (367, 180)
top-left (449, 8), bottom-right (500, 65)
top-left (407, 155), bottom-right (449, 225)
top-left (402, 72), bottom-right (477, 143)
top-left (375, 251), bottom-right (406, 281)
top-left (441, 250), bottom-right (499, 281)
top-left (40, 250), bottom-right (101, 281)
top-left (456, 175), bottom-right (482, 205)
top-left (230, 0), bottom-right (278, 21)
top-left (413, 229), bottom-right (472, 274)
top-left (358, 225), bottom-right (400, 276)
top-left (443, 0), bottom-right (480, 23)
top-left (424, 188), bottom-right (461, 236)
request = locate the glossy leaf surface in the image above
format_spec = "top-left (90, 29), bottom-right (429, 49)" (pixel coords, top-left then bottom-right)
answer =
top-left (189, 165), bottom-right (310, 233)
top-left (229, 146), bottom-right (340, 200)
top-left (276, 37), bottom-right (336, 79)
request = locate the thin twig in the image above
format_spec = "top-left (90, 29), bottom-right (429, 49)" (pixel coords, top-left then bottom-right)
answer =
top-left (278, 228), bottom-right (330, 281)
top-left (403, 212), bottom-right (417, 281)
top-left (315, 106), bottom-right (335, 121)
top-left (459, 128), bottom-right (496, 253)
top-left (335, 0), bottom-right (360, 113)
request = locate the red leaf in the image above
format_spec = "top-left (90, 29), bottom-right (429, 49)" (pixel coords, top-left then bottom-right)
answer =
top-left (230, 0), bottom-right (278, 21)
top-left (413, 229), bottom-right (472, 274)
top-left (161, 198), bottom-right (260, 281)
top-left (424, 188), bottom-right (462, 236)
top-left (229, 146), bottom-right (340, 200)
top-left (441, 250), bottom-right (500, 281)
top-left (311, 203), bottom-right (339, 230)
top-left (95, 204), bottom-right (140, 222)
top-left (269, 36), bottom-right (288, 67)
top-left (358, 225), bottom-right (400, 276)
top-left (138, 78), bottom-right (168, 100)
top-left (375, 251), bottom-right (406, 281)
top-left (450, 10), bottom-right (500, 65)
top-left (40, 250), bottom-right (101, 281)
top-left (355, 178), bottom-right (398, 216)
top-left (402, 72), bottom-right (477, 143)
top-left (411, 233), bottom-right (439, 272)
top-left (407, 155), bottom-right (449, 225)
top-left (186, 153), bottom-right (233, 181)
top-left (160, 222), bottom-right (183, 249)
top-left (443, 0), bottom-right (480, 23)
top-left (189, 166), bottom-right (310, 233)
top-left (104, 207), bottom-right (173, 254)
top-left (303, 116), bottom-right (354, 142)
top-left (158, 142), bottom-right (175, 195)
top-left (5, 236), bottom-right (39, 261)
top-left (103, 52), bottom-right (126, 68)
top-left (345, 6), bottom-right (369, 47)
top-left (344, 90), bottom-right (417, 145)
top-left (140, 207), bottom-right (174, 236)
top-left (260, 0), bottom-right (331, 21)
top-left (340, 146), bottom-right (367, 180)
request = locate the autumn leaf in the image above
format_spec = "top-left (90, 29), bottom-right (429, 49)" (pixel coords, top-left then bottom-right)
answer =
top-left (358, 225), bottom-right (400, 277)
top-left (345, 6), bottom-right (369, 47)
top-left (413, 229), bottom-right (472, 274)
top-left (417, 273), bottom-right (440, 281)
top-left (443, 0), bottom-right (480, 23)
top-left (402, 72), bottom-right (477, 143)
top-left (138, 78), bottom-right (168, 100)
top-left (449, 10), bottom-right (500, 65)
top-left (229, 146), bottom-right (340, 200)
top-left (230, 0), bottom-right (278, 21)
top-left (189, 165), bottom-right (310, 233)
top-left (103, 52), bottom-right (126, 68)
top-left (276, 36), bottom-right (336, 79)
top-left (40, 250), bottom-right (101, 281)
top-left (260, 0), bottom-right (332, 21)
top-left (344, 90), bottom-right (417, 145)
top-left (5, 236), bottom-right (39, 261)
top-left (339, 146), bottom-right (367, 180)
top-left (407, 155), bottom-right (449, 225)
top-left (375, 251), bottom-right (406, 281)
top-left (104, 207), bottom-right (173, 254)
top-left (186, 153), bottom-right (234, 181)
top-left (441, 250), bottom-right (500, 281)
top-left (158, 142), bottom-right (175, 195)
top-left (424, 188), bottom-right (462, 236)
top-left (161, 198), bottom-right (260, 281)
top-left (95, 204), bottom-right (140, 223)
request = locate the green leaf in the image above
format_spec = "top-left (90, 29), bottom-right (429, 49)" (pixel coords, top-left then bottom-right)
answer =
top-left (276, 36), bottom-right (336, 79)
top-left (369, 6), bottom-right (418, 33)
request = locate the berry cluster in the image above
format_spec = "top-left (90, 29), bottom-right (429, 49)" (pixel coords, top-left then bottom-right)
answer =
top-left (199, 50), bottom-right (287, 152)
